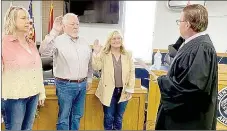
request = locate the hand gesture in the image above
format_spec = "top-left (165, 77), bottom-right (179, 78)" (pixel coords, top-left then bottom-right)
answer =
top-left (93, 40), bottom-right (102, 54)
top-left (86, 83), bottom-right (92, 91)
top-left (53, 15), bottom-right (63, 32)
top-left (125, 92), bottom-right (131, 99)
top-left (38, 99), bottom-right (45, 107)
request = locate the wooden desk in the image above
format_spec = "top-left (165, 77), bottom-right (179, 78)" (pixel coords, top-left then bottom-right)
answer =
top-left (146, 70), bottom-right (166, 130)
top-left (2, 78), bottom-right (147, 130)
top-left (146, 64), bottom-right (227, 130)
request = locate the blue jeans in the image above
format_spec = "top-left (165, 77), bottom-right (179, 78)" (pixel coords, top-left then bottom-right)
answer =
top-left (1, 99), bottom-right (6, 123)
top-left (55, 79), bottom-right (87, 130)
top-left (103, 87), bottom-right (128, 130)
top-left (3, 94), bottom-right (39, 130)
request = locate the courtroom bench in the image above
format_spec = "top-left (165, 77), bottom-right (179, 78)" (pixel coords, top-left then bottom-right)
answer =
top-left (1, 78), bottom-right (147, 130)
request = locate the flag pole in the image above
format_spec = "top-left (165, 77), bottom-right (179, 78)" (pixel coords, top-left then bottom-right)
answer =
top-left (28, 0), bottom-right (36, 42)
top-left (32, 0), bottom-right (34, 23)
top-left (10, 0), bottom-right (13, 7)
top-left (48, 1), bottom-right (54, 33)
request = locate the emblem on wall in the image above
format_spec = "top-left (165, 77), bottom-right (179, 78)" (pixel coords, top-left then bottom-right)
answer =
top-left (218, 86), bottom-right (227, 126)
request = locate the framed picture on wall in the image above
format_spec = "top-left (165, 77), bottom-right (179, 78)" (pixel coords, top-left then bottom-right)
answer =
top-left (167, 0), bottom-right (206, 10)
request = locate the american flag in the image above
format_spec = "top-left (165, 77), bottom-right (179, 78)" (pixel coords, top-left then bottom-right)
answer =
top-left (28, 0), bottom-right (36, 42)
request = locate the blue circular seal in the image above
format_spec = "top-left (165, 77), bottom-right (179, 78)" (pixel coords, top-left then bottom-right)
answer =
top-left (217, 87), bottom-right (227, 126)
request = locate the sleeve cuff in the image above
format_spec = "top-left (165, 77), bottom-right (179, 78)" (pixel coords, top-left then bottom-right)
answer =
top-left (39, 93), bottom-right (46, 101)
top-left (125, 88), bottom-right (134, 93)
top-left (92, 52), bottom-right (101, 57)
top-left (87, 78), bottom-right (93, 83)
top-left (49, 29), bottom-right (60, 37)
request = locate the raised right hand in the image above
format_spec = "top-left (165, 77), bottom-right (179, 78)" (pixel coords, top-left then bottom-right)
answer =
top-left (53, 16), bottom-right (63, 33)
top-left (93, 40), bottom-right (102, 54)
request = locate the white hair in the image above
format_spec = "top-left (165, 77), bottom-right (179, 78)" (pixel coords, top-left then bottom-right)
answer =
top-left (3, 6), bottom-right (29, 35)
top-left (62, 13), bottom-right (78, 25)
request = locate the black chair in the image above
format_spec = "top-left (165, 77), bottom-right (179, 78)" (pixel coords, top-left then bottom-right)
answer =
top-left (41, 57), bottom-right (53, 78)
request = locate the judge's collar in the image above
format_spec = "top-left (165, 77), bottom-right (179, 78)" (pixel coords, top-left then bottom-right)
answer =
top-left (184, 31), bottom-right (207, 44)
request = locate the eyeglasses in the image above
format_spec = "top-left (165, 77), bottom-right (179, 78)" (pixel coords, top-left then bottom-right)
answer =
top-left (176, 20), bottom-right (186, 25)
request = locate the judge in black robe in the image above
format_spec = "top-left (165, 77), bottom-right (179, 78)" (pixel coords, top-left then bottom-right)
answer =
top-left (155, 4), bottom-right (218, 129)
top-left (155, 34), bottom-right (218, 130)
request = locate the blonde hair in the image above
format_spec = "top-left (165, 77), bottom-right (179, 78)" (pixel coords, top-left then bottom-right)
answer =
top-left (3, 6), bottom-right (29, 35)
top-left (183, 4), bottom-right (208, 32)
top-left (103, 30), bottom-right (126, 54)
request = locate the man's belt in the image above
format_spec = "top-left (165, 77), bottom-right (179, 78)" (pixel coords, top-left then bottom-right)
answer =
top-left (55, 77), bottom-right (87, 83)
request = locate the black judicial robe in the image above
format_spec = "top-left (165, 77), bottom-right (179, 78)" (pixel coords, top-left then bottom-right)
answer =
top-left (155, 34), bottom-right (218, 130)
top-left (164, 37), bottom-right (185, 65)
top-left (172, 36), bottom-right (185, 50)
top-left (169, 36), bottom-right (185, 58)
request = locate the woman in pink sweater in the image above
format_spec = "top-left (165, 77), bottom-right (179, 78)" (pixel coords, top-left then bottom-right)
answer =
top-left (2, 6), bottom-right (46, 130)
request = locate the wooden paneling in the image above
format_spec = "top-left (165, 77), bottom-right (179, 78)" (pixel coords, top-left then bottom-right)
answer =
top-left (1, 78), bottom-right (147, 130)
top-left (42, 1), bottom-right (64, 40)
top-left (84, 95), bottom-right (104, 130)
top-left (37, 85), bottom-right (146, 130)
top-left (146, 70), bottom-right (165, 130)
top-left (218, 64), bottom-right (227, 86)
top-left (153, 49), bottom-right (168, 53)
top-left (84, 95), bottom-right (144, 130)
top-left (37, 100), bottom-right (58, 130)
top-left (218, 53), bottom-right (227, 57)
top-left (123, 97), bottom-right (140, 130)
top-left (33, 118), bottom-right (38, 130)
